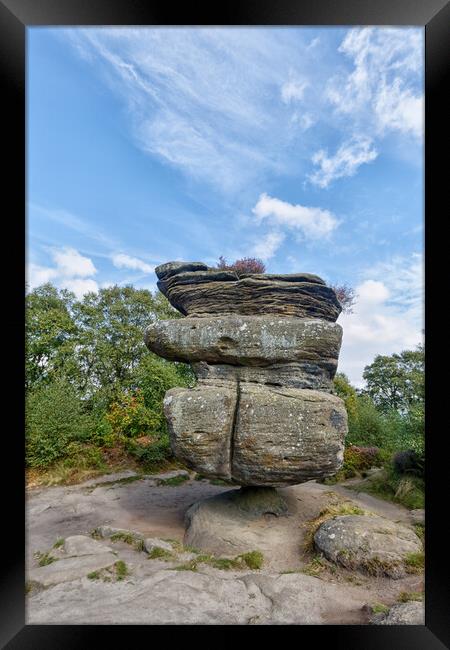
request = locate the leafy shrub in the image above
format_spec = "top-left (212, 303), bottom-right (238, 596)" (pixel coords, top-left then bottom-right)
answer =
top-left (61, 442), bottom-right (105, 470)
top-left (26, 377), bottom-right (92, 468)
top-left (393, 449), bottom-right (424, 478)
top-left (325, 446), bottom-right (382, 483)
top-left (216, 256), bottom-right (266, 274)
top-left (106, 390), bottom-right (160, 439)
top-left (124, 435), bottom-right (172, 471)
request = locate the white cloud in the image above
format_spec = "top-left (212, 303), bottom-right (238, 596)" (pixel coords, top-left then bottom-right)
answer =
top-left (111, 253), bottom-right (154, 274)
top-left (337, 253), bottom-right (423, 387)
top-left (250, 231), bottom-right (285, 261)
top-left (308, 136), bottom-right (378, 188)
top-left (281, 79), bottom-right (308, 103)
top-left (63, 278), bottom-right (99, 297)
top-left (327, 27), bottom-right (423, 139)
top-left (375, 78), bottom-right (423, 137)
top-left (252, 193), bottom-right (339, 240)
top-left (27, 264), bottom-right (58, 287)
top-left (355, 279), bottom-right (390, 304)
top-left (27, 247), bottom-right (99, 298)
top-left (52, 247), bottom-right (97, 277)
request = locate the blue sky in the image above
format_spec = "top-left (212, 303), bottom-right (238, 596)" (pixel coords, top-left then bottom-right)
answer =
top-left (27, 27), bottom-right (424, 386)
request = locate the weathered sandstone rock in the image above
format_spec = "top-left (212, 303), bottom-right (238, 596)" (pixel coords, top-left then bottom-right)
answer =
top-left (314, 514), bottom-right (422, 578)
top-left (145, 260), bottom-right (348, 488)
top-left (158, 273), bottom-right (341, 320)
top-left (376, 601), bottom-right (425, 625)
top-left (155, 261), bottom-right (208, 281)
top-left (163, 384), bottom-right (347, 486)
top-left (163, 385), bottom-right (237, 480)
top-left (232, 385), bottom-right (347, 485)
top-left (192, 360), bottom-right (334, 391)
top-left (145, 315), bottom-right (342, 371)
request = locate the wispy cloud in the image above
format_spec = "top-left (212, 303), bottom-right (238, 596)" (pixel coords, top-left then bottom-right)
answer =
top-left (29, 203), bottom-right (119, 249)
top-left (62, 28), bottom-right (322, 191)
top-left (250, 231), bottom-right (285, 261)
top-left (308, 135), bottom-right (378, 188)
top-left (327, 28), bottom-right (423, 139)
top-left (252, 193), bottom-right (339, 239)
top-left (111, 253), bottom-right (154, 274)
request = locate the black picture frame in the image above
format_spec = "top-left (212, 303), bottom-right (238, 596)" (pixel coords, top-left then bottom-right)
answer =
top-left (2, 0), bottom-right (448, 646)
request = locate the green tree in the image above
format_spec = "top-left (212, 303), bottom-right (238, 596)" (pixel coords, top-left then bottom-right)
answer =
top-left (26, 376), bottom-right (92, 467)
top-left (362, 346), bottom-right (424, 414)
top-left (333, 372), bottom-right (358, 422)
top-left (69, 285), bottom-right (181, 405)
top-left (25, 284), bottom-right (78, 389)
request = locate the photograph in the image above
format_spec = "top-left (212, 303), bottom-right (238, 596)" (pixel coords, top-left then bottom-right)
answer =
top-left (23, 24), bottom-right (427, 627)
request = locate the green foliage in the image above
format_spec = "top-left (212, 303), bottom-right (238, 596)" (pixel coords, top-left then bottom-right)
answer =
top-left (26, 284), bottom-right (78, 389)
top-left (26, 377), bottom-right (93, 468)
top-left (361, 466), bottom-right (425, 510)
top-left (124, 435), bottom-right (172, 471)
top-left (25, 283), bottom-right (192, 473)
top-left (363, 346), bottom-right (424, 414)
top-left (238, 550), bottom-right (264, 570)
top-left (106, 390), bottom-right (160, 438)
top-left (147, 547), bottom-right (174, 560)
top-left (114, 560), bottom-right (129, 580)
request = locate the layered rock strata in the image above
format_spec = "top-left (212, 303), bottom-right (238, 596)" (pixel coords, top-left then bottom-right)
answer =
top-left (145, 261), bottom-right (348, 487)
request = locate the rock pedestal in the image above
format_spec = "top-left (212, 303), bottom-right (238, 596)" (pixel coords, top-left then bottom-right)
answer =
top-left (145, 261), bottom-right (348, 489)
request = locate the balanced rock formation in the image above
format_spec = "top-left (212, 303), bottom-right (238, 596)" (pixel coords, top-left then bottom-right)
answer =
top-left (145, 261), bottom-right (348, 487)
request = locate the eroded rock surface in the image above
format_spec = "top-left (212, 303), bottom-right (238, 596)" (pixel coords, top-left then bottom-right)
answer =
top-left (154, 262), bottom-right (340, 321)
top-left (314, 514), bottom-right (422, 578)
top-left (146, 261), bottom-right (348, 487)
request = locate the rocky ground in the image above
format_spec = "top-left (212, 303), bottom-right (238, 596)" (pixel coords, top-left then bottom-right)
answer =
top-left (26, 470), bottom-right (424, 625)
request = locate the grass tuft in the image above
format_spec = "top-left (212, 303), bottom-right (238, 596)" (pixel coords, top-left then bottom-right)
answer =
top-left (404, 551), bottom-right (425, 573)
top-left (238, 550), bottom-right (264, 570)
top-left (114, 560), bottom-right (128, 580)
top-left (35, 551), bottom-right (57, 567)
top-left (398, 591), bottom-right (423, 602)
top-left (52, 538), bottom-right (64, 549)
top-left (303, 500), bottom-right (368, 553)
top-left (371, 602), bottom-right (390, 614)
top-left (147, 546), bottom-right (174, 560)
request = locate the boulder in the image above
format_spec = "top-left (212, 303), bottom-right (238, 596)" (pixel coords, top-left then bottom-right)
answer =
top-left (155, 261), bottom-right (208, 281)
top-left (376, 601), bottom-right (425, 625)
top-left (157, 273), bottom-right (341, 320)
top-left (164, 384), bottom-right (346, 486)
top-left (145, 315), bottom-right (342, 370)
top-left (232, 385), bottom-right (347, 486)
top-left (163, 385), bottom-right (237, 481)
top-left (314, 514), bottom-right (422, 578)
